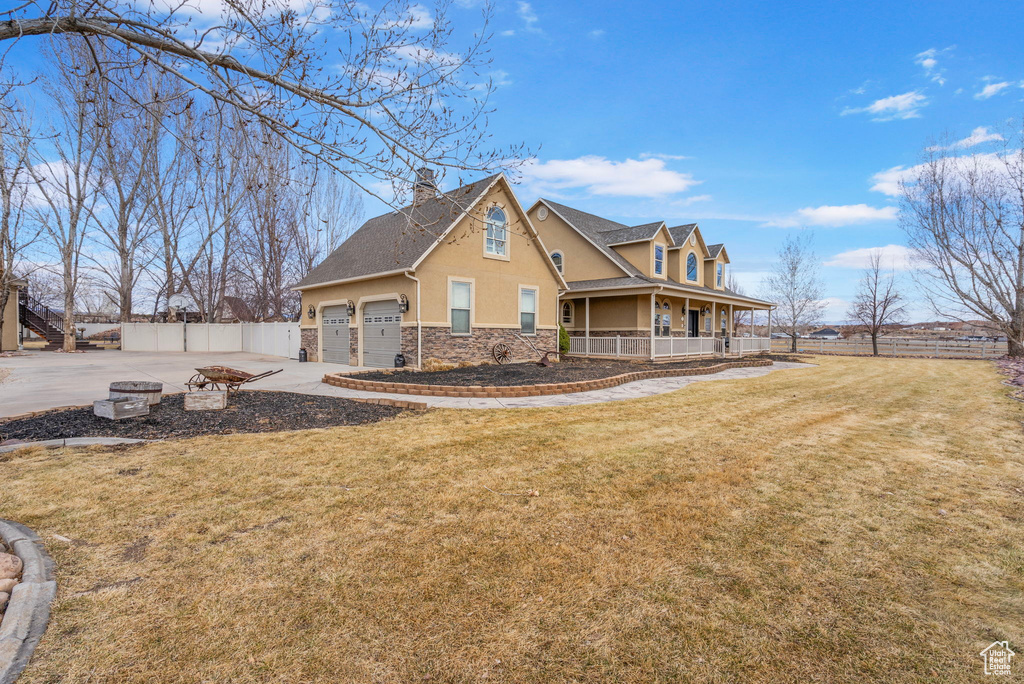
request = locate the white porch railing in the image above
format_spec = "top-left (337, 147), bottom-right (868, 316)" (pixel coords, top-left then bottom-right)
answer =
top-left (568, 335), bottom-right (771, 359)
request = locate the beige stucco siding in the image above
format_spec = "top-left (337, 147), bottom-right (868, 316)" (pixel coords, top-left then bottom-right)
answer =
top-left (2, 284), bottom-right (20, 351)
top-left (416, 184), bottom-right (558, 329)
top-left (528, 207), bottom-right (626, 281)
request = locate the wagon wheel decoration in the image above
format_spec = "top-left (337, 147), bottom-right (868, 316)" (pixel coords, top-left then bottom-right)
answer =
top-left (492, 343), bottom-right (513, 365)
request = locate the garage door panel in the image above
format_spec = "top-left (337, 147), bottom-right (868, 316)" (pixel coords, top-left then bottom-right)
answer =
top-left (322, 305), bottom-right (350, 364)
top-left (362, 300), bottom-right (401, 368)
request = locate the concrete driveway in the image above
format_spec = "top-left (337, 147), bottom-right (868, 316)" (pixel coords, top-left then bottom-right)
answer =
top-left (0, 350), bottom-right (363, 418)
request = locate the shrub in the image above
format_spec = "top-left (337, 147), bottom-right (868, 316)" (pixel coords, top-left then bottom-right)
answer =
top-left (421, 358), bottom-right (457, 373)
top-left (558, 325), bottom-right (570, 354)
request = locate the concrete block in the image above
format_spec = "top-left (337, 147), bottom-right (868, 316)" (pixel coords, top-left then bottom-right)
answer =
top-left (93, 398), bottom-right (149, 420)
top-left (184, 391), bottom-right (228, 411)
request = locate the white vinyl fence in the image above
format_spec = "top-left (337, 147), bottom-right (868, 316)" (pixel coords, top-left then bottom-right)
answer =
top-left (568, 335), bottom-right (770, 358)
top-left (772, 337), bottom-right (1007, 359)
top-left (121, 322), bottom-right (301, 359)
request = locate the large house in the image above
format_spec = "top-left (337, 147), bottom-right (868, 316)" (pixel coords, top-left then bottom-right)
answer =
top-left (527, 199), bottom-right (774, 355)
top-left (296, 172), bottom-right (774, 368)
top-left (295, 172), bottom-right (566, 368)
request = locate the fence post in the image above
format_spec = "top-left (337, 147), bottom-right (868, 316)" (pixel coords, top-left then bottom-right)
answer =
top-left (935, 339), bottom-right (939, 356)
top-left (891, 338), bottom-right (896, 355)
top-left (616, 335), bottom-right (621, 358)
top-left (819, 339), bottom-right (823, 353)
top-left (982, 342), bottom-right (987, 359)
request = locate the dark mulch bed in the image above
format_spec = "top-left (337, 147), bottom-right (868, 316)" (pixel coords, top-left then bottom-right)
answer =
top-left (0, 391), bottom-right (404, 442)
top-left (350, 354), bottom-right (792, 387)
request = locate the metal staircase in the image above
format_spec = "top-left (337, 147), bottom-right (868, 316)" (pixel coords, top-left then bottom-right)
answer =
top-left (17, 290), bottom-right (98, 350)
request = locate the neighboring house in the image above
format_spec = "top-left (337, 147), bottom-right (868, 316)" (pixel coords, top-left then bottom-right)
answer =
top-left (295, 171), bottom-right (566, 368)
top-left (1, 278), bottom-right (26, 352)
top-left (526, 199), bottom-right (774, 342)
top-left (808, 327), bottom-right (841, 340)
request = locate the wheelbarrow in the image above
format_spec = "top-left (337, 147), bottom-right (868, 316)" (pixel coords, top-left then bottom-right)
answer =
top-left (186, 366), bottom-right (283, 393)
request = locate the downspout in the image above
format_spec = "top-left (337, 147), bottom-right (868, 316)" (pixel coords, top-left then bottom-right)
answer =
top-left (404, 271), bottom-right (422, 369)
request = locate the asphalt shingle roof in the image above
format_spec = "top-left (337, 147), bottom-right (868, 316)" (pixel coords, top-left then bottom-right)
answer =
top-left (599, 221), bottom-right (666, 245)
top-left (564, 275), bottom-right (771, 305)
top-left (540, 200), bottom-right (640, 275)
top-left (706, 243), bottom-right (725, 258)
top-left (666, 224), bottom-right (697, 246)
top-left (296, 174), bottom-right (500, 288)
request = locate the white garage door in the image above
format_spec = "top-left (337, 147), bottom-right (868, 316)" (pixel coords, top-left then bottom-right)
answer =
top-left (362, 300), bottom-right (402, 368)
top-left (322, 305), bottom-right (350, 364)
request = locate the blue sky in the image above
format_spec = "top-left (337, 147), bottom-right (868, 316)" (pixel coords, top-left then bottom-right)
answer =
top-left (429, 0), bottom-right (1024, 321)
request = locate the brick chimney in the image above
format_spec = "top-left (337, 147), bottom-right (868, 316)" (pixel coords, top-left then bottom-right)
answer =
top-left (413, 167), bottom-right (436, 206)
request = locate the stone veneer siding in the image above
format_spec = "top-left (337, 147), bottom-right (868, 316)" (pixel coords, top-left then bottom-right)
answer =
top-left (419, 326), bottom-right (558, 365)
top-left (300, 328), bottom-right (319, 362)
top-left (323, 358), bottom-right (773, 398)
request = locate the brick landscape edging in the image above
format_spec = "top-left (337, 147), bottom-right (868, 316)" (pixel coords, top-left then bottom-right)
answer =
top-left (0, 520), bottom-right (57, 684)
top-left (323, 359), bottom-right (774, 398)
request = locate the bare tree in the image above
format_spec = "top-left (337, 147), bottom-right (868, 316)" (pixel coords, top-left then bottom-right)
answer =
top-left (26, 43), bottom-right (105, 351)
top-left (901, 127), bottom-right (1024, 357)
top-left (761, 233), bottom-right (827, 352)
top-left (292, 165), bottom-right (363, 277)
top-left (0, 93), bottom-right (38, 346)
top-left (0, 0), bottom-right (523, 204)
top-left (847, 250), bottom-right (907, 355)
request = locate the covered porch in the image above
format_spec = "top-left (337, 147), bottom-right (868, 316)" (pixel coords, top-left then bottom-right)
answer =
top-left (560, 281), bottom-right (774, 360)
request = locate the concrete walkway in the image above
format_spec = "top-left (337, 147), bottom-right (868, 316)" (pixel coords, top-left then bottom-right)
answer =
top-left (0, 349), bottom-right (813, 416)
top-left (302, 361), bottom-right (814, 408)
top-left (0, 350), bottom-right (364, 418)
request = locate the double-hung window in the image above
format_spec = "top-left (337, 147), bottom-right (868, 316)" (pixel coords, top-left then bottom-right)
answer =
top-left (686, 253), bottom-right (698, 281)
top-left (451, 281), bottom-right (471, 334)
top-left (520, 288), bottom-right (537, 335)
top-left (485, 207), bottom-right (507, 257)
top-left (654, 245), bottom-right (664, 275)
top-left (717, 263), bottom-right (723, 287)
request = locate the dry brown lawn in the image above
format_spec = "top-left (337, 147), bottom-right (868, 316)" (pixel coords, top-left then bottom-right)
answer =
top-left (2, 355), bottom-right (1022, 683)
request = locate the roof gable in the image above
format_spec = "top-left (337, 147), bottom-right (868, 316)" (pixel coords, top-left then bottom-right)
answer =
top-left (667, 224), bottom-right (710, 257)
top-left (601, 221), bottom-right (669, 246)
top-left (535, 199), bottom-right (638, 276)
top-left (705, 243), bottom-right (730, 262)
top-left (296, 174), bottom-right (500, 289)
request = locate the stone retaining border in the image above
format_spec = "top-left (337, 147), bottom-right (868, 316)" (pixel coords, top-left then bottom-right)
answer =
top-left (346, 397), bottom-right (429, 411)
top-left (0, 520), bottom-right (56, 684)
top-left (324, 359), bottom-right (774, 399)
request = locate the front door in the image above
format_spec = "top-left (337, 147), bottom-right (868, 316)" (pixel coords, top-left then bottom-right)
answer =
top-left (688, 310), bottom-right (700, 337)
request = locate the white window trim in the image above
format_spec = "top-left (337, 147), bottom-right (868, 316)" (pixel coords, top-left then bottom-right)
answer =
top-left (686, 251), bottom-right (699, 283)
top-left (447, 276), bottom-right (475, 336)
top-left (483, 203), bottom-right (511, 261)
top-left (550, 250), bottom-right (564, 274)
top-left (561, 300), bottom-right (574, 326)
top-left (653, 242), bottom-right (666, 278)
top-left (518, 285), bottom-right (539, 336)
top-left (717, 262), bottom-right (724, 288)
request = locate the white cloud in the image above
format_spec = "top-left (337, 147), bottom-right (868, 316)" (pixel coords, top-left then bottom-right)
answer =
top-left (975, 81), bottom-right (1012, 99)
top-left (516, 1), bottom-right (541, 33)
top-left (842, 91), bottom-right (928, 121)
top-left (819, 297), bottom-right (851, 323)
top-left (378, 4), bottom-right (433, 30)
top-left (824, 244), bottom-right (915, 270)
top-left (927, 126), bottom-right (1004, 151)
top-left (765, 204), bottom-right (898, 228)
top-left (871, 150), bottom-right (1013, 197)
top-left (915, 47), bottom-right (952, 85)
top-left (638, 152), bottom-right (691, 161)
top-left (588, 29), bottom-right (605, 38)
top-left (521, 155), bottom-right (701, 197)
top-left (500, 29), bottom-right (515, 36)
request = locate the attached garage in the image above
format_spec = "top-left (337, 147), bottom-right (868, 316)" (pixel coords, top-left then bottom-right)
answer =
top-left (321, 305), bottom-right (350, 364)
top-left (362, 300), bottom-right (402, 368)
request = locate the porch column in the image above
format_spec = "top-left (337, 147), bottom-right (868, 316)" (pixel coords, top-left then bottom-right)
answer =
top-left (768, 307), bottom-right (772, 343)
top-left (585, 297), bottom-right (590, 354)
top-left (684, 297), bottom-right (690, 337)
top-left (729, 303), bottom-right (734, 336)
top-left (650, 293), bottom-right (656, 360)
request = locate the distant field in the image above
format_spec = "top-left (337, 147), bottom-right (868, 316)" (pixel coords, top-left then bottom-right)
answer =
top-left (773, 337), bottom-right (1006, 358)
top-left (2, 356), bottom-right (1022, 682)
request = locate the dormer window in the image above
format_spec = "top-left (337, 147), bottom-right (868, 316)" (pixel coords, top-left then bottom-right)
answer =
top-left (654, 244), bottom-right (664, 275)
top-left (551, 251), bottom-right (564, 274)
top-left (686, 253), bottom-right (698, 282)
top-left (485, 207), bottom-right (507, 256)
top-left (717, 263), bottom-right (723, 287)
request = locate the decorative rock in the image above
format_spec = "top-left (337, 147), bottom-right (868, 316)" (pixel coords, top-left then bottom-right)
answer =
top-left (109, 380), bottom-right (163, 406)
top-left (93, 397), bottom-right (150, 420)
top-left (0, 592), bottom-right (8, 610)
top-left (0, 553), bottom-right (21, 579)
top-left (0, 579), bottom-right (16, 594)
top-left (184, 390), bottom-right (228, 411)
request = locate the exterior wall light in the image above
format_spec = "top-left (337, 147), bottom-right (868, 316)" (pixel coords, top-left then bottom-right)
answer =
top-left (346, 300), bottom-right (356, 317)
top-left (307, 305), bottom-right (316, 319)
top-left (399, 294), bottom-right (410, 314)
